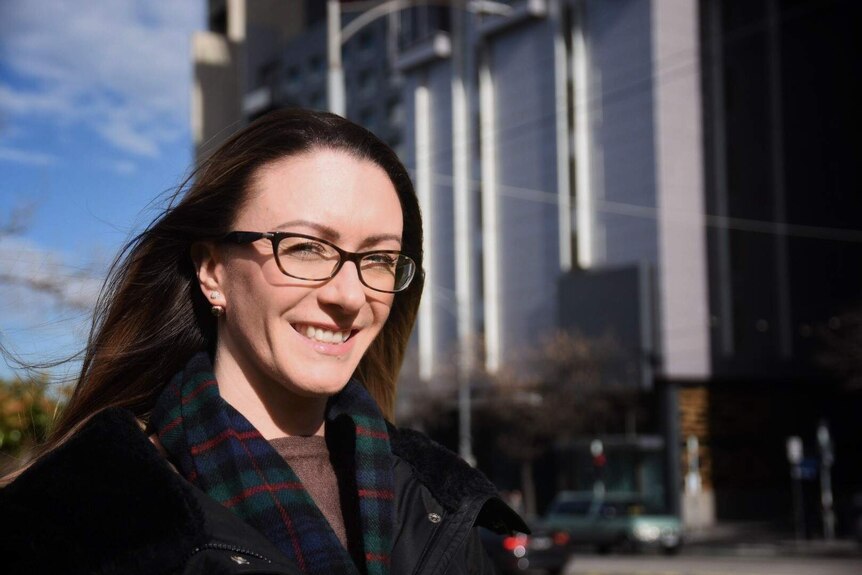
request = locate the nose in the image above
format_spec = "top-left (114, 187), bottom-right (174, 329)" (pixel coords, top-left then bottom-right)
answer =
top-left (317, 259), bottom-right (367, 312)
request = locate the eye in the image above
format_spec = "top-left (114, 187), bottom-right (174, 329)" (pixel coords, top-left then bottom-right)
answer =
top-left (364, 253), bottom-right (398, 266)
top-left (361, 253), bottom-right (399, 274)
top-left (280, 239), bottom-right (332, 260)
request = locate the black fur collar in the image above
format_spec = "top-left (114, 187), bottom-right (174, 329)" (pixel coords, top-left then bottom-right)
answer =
top-left (388, 425), bottom-right (527, 534)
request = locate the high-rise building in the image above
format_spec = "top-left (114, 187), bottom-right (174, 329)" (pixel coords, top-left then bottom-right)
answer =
top-left (192, 0), bottom-right (404, 160)
top-left (192, 0), bottom-right (862, 531)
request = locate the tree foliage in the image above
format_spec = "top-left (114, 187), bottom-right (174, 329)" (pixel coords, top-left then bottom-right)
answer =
top-left (0, 376), bottom-right (66, 468)
top-left (395, 330), bottom-right (647, 515)
top-left (473, 330), bottom-right (644, 515)
top-left (817, 305), bottom-right (862, 390)
top-left (476, 330), bottom-right (640, 461)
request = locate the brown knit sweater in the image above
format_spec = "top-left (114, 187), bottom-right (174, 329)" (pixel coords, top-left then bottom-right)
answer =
top-left (269, 435), bottom-right (348, 549)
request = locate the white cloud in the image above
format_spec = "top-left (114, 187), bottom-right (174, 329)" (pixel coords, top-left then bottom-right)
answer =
top-left (0, 236), bottom-right (103, 378)
top-left (0, 146), bottom-right (57, 166)
top-left (0, 236), bottom-right (103, 312)
top-left (0, 1), bottom-right (204, 158)
top-left (112, 160), bottom-right (137, 175)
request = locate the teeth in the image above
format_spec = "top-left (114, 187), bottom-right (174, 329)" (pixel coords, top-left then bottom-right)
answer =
top-left (300, 325), bottom-right (350, 344)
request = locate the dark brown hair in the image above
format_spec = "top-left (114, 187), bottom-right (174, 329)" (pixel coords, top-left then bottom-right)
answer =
top-left (42, 109), bottom-right (424, 455)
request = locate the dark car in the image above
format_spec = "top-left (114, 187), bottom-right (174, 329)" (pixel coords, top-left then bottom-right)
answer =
top-left (543, 491), bottom-right (683, 555)
top-left (480, 525), bottom-right (572, 575)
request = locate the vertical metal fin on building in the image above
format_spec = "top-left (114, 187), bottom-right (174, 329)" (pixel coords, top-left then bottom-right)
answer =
top-left (572, 0), bottom-right (594, 269)
top-left (705, 0), bottom-right (735, 356)
top-left (479, 44), bottom-right (501, 373)
top-left (415, 81), bottom-right (434, 381)
top-left (766, 0), bottom-right (792, 359)
top-left (552, 0), bottom-right (573, 272)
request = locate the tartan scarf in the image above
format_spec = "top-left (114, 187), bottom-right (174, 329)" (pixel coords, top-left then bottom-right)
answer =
top-left (150, 352), bottom-right (394, 575)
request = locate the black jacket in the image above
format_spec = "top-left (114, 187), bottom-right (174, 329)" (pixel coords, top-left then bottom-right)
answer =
top-left (0, 409), bottom-right (526, 575)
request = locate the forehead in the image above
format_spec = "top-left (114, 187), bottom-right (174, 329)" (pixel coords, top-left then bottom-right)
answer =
top-left (238, 149), bottom-right (403, 241)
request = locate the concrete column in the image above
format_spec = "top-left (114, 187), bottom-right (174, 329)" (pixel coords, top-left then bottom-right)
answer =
top-left (652, 0), bottom-right (711, 379)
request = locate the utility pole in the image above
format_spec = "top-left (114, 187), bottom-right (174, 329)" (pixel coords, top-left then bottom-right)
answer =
top-left (451, 0), bottom-right (475, 466)
top-left (786, 436), bottom-right (805, 541)
top-left (817, 421), bottom-right (835, 541)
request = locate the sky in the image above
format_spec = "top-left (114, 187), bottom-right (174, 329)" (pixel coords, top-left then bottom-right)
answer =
top-left (0, 1), bottom-right (206, 380)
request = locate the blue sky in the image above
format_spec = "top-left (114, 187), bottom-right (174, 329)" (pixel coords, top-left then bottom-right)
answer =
top-left (0, 1), bottom-right (205, 380)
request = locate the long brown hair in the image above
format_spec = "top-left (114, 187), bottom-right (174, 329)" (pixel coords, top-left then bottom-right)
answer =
top-left (40, 109), bottom-right (424, 458)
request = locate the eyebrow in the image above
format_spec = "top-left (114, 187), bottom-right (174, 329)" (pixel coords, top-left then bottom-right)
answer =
top-left (272, 220), bottom-right (403, 248)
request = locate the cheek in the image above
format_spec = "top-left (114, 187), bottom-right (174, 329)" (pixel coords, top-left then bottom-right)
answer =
top-left (369, 297), bottom-right (395, 333)
top-left (224, 266), bottom-right (300, 335)
top-left (226, 257), bottom-right (291, 308)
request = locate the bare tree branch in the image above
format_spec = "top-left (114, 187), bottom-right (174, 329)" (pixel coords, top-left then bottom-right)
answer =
top-left (0, 203), bottom-right (37, 238)
top-left (817, 306), bottom-right (862, 390)
top-left (0, 206), bottom-right (101, 311)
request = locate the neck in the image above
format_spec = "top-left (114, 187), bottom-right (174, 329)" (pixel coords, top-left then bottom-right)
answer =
top-left (213, 349), bottom-right (328, 439)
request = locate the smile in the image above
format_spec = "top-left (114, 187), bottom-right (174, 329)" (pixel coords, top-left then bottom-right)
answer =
top-left (293, 324), bottom-right (354, 344)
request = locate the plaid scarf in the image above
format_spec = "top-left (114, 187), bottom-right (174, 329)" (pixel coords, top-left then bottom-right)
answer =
top-left (150, 352), bottom-right (393, 575)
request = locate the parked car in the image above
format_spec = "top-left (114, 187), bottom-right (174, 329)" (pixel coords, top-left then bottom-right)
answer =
top-left (480, 524), bottom-right (572, 575)
top-left (543, 491), bottom-right (682, 555)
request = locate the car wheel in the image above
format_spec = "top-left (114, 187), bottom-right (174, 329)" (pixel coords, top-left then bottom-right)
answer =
top-left (596, 544), bottom-right (611, 555)
top-left (622, 537), bottom-right (641, 555)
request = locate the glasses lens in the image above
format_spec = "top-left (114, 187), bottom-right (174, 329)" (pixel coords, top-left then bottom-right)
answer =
top-left (277, 236), bottom-right (340, 280)
top-left (359, 253), bottom-right (415, 292)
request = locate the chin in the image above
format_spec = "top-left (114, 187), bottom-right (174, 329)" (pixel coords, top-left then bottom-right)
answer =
top-left (277, 366), bottom-right (356, 398)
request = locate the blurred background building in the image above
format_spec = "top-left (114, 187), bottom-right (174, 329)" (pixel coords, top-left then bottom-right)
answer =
top-left (192, 0), bottom-right (861, 536)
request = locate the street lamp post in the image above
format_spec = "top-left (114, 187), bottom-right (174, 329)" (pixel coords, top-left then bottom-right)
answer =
top-left (817, 421), bottom-right (835, 541)
top-left (326, 1), bottom-right (512, 117)
top-left (786, 436), bottom-right (805, 541)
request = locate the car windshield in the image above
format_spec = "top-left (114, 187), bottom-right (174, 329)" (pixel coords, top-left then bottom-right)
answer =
top-left (549, 494), bottom-right (663, 516)
top-left (599, 501), bottom-right (646, 517)
top-left (549, 500), bottom-right (591, 516)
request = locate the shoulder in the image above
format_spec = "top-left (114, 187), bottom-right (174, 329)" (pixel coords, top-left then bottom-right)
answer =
top-left (0, 408), bottom-right (205, 574)
top-left (388, 423), bottom-right (528, 535)
top-left (0, 409), bottom-right (300, 575)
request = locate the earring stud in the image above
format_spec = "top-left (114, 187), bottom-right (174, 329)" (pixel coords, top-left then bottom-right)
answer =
top-left (210, 291), bottom-right (221, 300)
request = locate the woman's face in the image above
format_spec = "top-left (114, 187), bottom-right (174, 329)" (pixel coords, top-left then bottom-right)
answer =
top-left (208, 149), bottom-right (402, 400)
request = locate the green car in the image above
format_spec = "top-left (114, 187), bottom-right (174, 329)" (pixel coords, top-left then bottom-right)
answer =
top-left (542, 491), bottom-right (683, 555)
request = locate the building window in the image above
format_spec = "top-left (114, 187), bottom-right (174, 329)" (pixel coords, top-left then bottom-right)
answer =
top-left (358, 106), bottom-right (376, 130)
top-left (284, 64), bottom-right (301, 92)
top-left (386, 97), bottom-right (404, 125)
top-left (209, 6), bottom-right (227, 35)
top-left (386, 130), bottom-right (402, 151)
top-left (358, 29), bottom-right (375, 54)
top-left (357, 68), bottom-right (376, 98)
top-left (308, 54), bottom-right (324, 80)
top-left (256, 60), bottom-right (279, 90)
top-left (309, 90), bottom-right (325, 111)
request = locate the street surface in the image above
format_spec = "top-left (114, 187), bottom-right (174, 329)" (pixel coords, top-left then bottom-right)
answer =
top-left (561, 554), bottom-right (862, 575)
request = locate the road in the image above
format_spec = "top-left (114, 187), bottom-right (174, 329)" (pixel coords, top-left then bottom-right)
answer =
top-left (562, 554), bottom-right (862, 575)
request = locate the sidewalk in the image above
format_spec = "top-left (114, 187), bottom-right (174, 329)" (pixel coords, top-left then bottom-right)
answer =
top-left (683, 522), bottom-right (862, 558)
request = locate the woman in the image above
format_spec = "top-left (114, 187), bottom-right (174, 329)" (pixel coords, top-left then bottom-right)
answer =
top-left (0, 109), bottom-right (526, 575)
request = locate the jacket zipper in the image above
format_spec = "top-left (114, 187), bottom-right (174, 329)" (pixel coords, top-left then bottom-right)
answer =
top-left (189, 542), bottom-right (273, 563)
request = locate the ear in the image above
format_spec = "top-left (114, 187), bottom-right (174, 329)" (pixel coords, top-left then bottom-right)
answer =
top-left (190, 241), bottom-right (226, 306)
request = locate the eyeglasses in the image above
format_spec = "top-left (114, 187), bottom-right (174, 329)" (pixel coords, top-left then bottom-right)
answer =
top-left (223, 231), bottom-right (416, 293)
